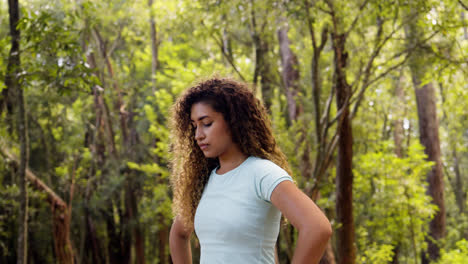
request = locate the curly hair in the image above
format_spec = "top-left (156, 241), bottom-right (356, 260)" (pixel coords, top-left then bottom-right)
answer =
top-left (169, 77), bottom-right (292, 228)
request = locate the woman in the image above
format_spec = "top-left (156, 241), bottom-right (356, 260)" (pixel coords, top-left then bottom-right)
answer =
top-left (169, 78), bottom-right (332, 264)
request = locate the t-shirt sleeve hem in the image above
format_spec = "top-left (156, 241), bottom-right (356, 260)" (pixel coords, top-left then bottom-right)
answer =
top-left (266, 176), bottom-right (293, 202)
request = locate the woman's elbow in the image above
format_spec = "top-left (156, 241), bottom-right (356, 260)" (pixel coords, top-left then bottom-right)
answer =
top-left (316, 212), bottom-right (333, 241)
top-left (301, 217), bottom-right (332, 243)
top-left (318, 215), bottom-right (333, 241)
top-left (323, 221), bottom-right (333, 241)
top-left (170, 217), bottom-right (193, 241)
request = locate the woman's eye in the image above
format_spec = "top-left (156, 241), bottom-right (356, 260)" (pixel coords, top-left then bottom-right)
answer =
top-left (204, 122), bottom-right (212, 127)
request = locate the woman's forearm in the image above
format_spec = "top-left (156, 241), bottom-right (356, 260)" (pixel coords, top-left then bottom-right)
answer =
top-left (169, 225), bottom-right (192, 264)
top-left (291, 226), bottom-right (332, 264)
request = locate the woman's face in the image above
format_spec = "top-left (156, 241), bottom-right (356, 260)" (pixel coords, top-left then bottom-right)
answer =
top-left (190, 102), bottom-right (236, 158)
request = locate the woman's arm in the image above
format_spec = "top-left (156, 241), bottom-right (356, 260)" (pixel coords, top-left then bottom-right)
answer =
top-left (271, 181), bottom-right (332, 264)
top-left (169, 216), bottom-right (193, 264)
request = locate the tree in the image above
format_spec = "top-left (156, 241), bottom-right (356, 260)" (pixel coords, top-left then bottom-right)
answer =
top-left (278, 17), bottom-right (300, 123)
top-left (405, 5), bottom-right (446, 263)
top-left (149, 0), bottom-right (159, 93)
top-left (5, 1), bottom-right (28, 263)
top-left (329, 18), bottom-right (356, 264)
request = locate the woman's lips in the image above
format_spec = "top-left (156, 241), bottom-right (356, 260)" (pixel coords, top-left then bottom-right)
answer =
top-left (199, 144), bottom-right (208, 150)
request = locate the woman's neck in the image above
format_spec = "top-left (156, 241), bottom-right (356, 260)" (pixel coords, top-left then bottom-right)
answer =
top-left (217, 148), bottom-right (248, 174)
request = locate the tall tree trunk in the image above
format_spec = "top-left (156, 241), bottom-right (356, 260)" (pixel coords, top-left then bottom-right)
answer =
top-left (391, 70), bottom-right (405, 264)
top-left (405, 10), bottom-right (446, 263)
top-left (106, 198), bottom-right (131, 264)
top-left (393, 70), bottom-right (405, 159)
top-left (304, 0), bottom-right (333, 197)
top-left (125, 175), bottom-right (145, 264)
top-left (6, 1), bottom-right (28, 263)
top-left (86, 212), bottom-right (104, 263)
top-left (413, 81), bottom-right (445, 264)
top-left (158, 218), bottom-right (170, 264)
top-left (149, 0), bottom-right (159, 92)
top-left (250, 0), bottom-right (273, 108)
top-left (277, 18), bottom-right (300, 123)
top-left (332, 31), bottom-right (356, 264)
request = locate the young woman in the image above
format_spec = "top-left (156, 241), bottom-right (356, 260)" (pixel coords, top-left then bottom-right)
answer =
top-left (169, 78), bottom-right (332, 264)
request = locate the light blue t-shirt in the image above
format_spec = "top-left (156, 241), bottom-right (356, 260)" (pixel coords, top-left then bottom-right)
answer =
top-left (194, 156), bottom-right (293, 264)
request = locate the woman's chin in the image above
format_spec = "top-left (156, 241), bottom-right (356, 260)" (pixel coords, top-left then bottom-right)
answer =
top-left (203, 153), bottom-right (214, 158)
top-left (202, 150), bottom-right (217, 158)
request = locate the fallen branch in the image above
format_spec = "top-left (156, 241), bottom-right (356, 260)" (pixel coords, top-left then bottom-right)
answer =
top-left (0, 143), bottom-right (67, 209)
top-left (0, 141), bottom-right (74, 264)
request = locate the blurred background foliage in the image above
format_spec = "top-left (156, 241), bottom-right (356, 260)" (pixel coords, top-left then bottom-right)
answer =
top-left (0, 0), bottom-right (467, 263)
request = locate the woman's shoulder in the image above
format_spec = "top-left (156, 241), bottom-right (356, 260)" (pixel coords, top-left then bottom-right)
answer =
top-left (247, 156), bottom-right (287, 174)
top-left (247, 156), bottom-right (293, 202)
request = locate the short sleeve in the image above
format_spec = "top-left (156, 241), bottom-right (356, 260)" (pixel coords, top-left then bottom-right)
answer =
top-left (254, 161), bottom-right (293, 202)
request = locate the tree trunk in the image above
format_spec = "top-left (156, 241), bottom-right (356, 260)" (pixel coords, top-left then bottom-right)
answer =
top-left (332, 31), bottom-right (356, 264)
top-left (125, 176), bottom-right (145, 264)
top-left (304, 0), bottom-right (333, 201)
top-left (277, 18), bottom-right (300, 122)
top-left (158, 219), bottom-right (170, 264)
top-left (393, 70), bottom-right (405, 159)
top-left (405, 10), bottom-right (446, 263)
top-left (391, 70), bottom-right (405, 264)
top-left (106, 199), bottom-right (131, 264)
top-left (86, 213), bottom-right (104, 263)
top-left (6, 1), bottom-right (28, 263)
top-left (250, 0), bottom-right (273, 108)
top-left (413, 81), bottom-right (445, 264)
top-left (148, 0), bottom-right (159, 92)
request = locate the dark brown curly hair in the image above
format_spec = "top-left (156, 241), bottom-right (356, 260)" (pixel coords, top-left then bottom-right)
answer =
top-left (170, 77), bottom-right (292, 228)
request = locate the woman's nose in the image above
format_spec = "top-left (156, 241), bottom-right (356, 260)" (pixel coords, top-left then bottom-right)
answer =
top-left (195, 127), bottom-right (205, 141)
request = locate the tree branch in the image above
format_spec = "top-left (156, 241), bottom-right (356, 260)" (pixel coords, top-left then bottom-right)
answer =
top-left (350, 52), bottom-right (410, 120)
top-left (345, 0), bottom-right (371, 38)
top-left (201, 22), bottom-right (247, 81)
top-left (458, 0), bottom-right (468, 11)
top-left (0, 142), bottom-right (67, 209)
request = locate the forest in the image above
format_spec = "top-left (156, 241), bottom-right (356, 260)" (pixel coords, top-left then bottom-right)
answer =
top-left (1, 0), bottom-right (467, 263)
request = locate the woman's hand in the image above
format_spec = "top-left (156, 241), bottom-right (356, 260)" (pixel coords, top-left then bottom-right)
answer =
top-left (271, 181), bottom-right (332, 264)
top-left (169, 216), bottom-right (193, 264)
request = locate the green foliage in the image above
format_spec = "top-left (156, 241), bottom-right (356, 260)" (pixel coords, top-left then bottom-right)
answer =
top-left (437, 239), bottom-right (468, 264)
top-left (270, 87), bottom-right (302, 179)
top-left (359, 243), bottom-right (395, 264)
top-left (131, 88), bottom-right (175, 234)
top-left (18, 6), bottom-right (96, 94)
top-left (354, 142), bottom-right (438, 262)
top-left (0, 183), bottom-right (19, 258)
